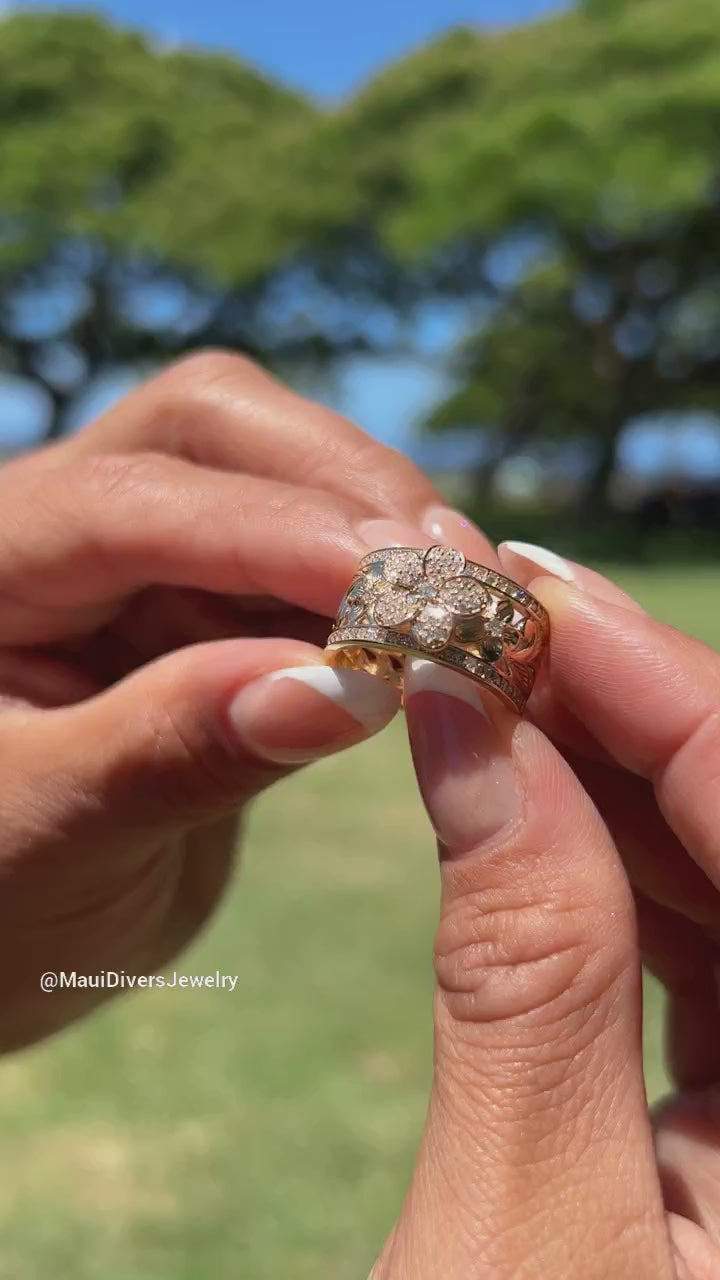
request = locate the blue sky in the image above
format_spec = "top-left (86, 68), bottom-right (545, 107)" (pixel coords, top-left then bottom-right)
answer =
top-left (17, 0), bottom-right (563, 99)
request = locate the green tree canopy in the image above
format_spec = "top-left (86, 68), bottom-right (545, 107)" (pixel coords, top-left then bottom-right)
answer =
top-left (0, 11), bottom-right (383, 438)
top-left (317, 0), bottom-right (720, 506)
top-left (3, 0), bottom-right (720, 511)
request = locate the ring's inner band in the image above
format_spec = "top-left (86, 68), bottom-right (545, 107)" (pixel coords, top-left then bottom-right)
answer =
top-left (325, 638), bottom-right (532, 712)
top-left (326, 643), bottom-right (405, 689)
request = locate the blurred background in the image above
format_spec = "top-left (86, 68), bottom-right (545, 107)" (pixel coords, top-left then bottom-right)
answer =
top-left (0, 1), bottom-right (718, 1276)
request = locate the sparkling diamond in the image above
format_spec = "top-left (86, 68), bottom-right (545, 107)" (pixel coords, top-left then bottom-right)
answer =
top-left (385, 550), bottom-right (423, 590)
top-left (411, 603), bottom-right (453, 651)
top-left (374, 589), bottom-right (419, 627)
top-left (438, 575), bottom-right (489, 617)
top-left (481, 620), bottom-right (504, 663)
top-left (424, 544), bottom-right (465, 586)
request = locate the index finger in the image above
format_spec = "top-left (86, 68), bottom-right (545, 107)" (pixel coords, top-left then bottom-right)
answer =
top-left (498, 542), bottom-right (720, 891)
top-left (54, 351), bottom-right (441, 522)
top-left (0, 451), bottom-right (409, 643)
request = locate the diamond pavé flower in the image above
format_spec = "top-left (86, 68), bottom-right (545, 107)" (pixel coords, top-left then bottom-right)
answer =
top-left (340, 545), bottom-right (524, 665)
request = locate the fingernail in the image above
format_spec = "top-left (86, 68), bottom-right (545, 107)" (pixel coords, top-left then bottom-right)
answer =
top-left (357, 517), bottom-right (433, 552)
top-left (228, 665), bottom-right (399, 765)
top-left (498, 541), bottom-right (646, 613)
top-left (499, 541), bottom-right (575, 583)
top-left (404, 658), bottom-right (521, 853)
top-left (421, 504), bottom-right (497, 562)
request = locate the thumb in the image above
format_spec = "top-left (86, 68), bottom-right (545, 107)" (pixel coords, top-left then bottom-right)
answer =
top-left (375, 659), bottom-right (673, 1280)
top-left (14, 639), bottom-right (399, 836)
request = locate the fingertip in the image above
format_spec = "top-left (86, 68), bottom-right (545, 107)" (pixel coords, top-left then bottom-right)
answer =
top-left (528, 576), bottom-right (644, 650)
top-left (499, 539), bottom-right (575, 583)
top-left (229, 664), bottom-right (400, 765)
top-left (498, 540), bottom-right (645, 614)
top-left (420, 505), bottom-right (498, 563)
top-left (528, 573), bottom-right (590, 619)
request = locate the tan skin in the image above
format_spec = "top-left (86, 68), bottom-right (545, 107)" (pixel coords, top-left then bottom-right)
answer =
top-left (1, 349), bottom-right (719, 1276)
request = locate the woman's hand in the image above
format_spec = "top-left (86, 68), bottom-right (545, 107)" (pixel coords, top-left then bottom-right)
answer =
top-left (0, 350), bottom-right (450, 1050)
top-left (371, 526), bottom-right (720, 1278)
top-left (497, 539), bottom-right (720, 1099)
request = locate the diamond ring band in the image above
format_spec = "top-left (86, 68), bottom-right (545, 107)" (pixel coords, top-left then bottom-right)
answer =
top-left (325, 545), bottom-right (549, 714)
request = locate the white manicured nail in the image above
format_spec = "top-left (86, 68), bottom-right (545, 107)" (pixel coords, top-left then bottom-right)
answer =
top-left (498, 540), bottom-right (647, 612)
top-left (404, 659), bottom-right (520, 848)
top-left (498, 541), bottom-right (575, 583)
top-left (228, 664), bottom-right (400, 764)
top-left (404, 658), bottom-right (490, 715)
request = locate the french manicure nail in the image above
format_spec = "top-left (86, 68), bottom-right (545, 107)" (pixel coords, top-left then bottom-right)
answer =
top-left (499, 541), bottom-right (575, 583)
top-left (228, 665), bottom-right (399, 765)
top-left (498, 541), bottom-right (646, 613)
top-left (404, 658), bottom-right (521, 853)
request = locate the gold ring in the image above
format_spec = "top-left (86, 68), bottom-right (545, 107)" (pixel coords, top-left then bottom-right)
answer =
top-left (325, 545), bottom-right (549, 714)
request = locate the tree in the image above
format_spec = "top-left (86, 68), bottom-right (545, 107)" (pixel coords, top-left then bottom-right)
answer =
top-left (5, 0), bottom-right (720, 514)
top-left (316, 0), bottom-right (720, 509)
top-left (0, 11), bottom-right (391, 440)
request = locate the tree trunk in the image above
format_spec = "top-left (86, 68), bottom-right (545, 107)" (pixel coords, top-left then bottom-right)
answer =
top-left (43, 386), bottom-right (75, 443)
top-left (584, 429), bottom-right (620, 517)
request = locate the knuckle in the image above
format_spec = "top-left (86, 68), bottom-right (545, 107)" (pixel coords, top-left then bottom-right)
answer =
top-left (660, 706), bottom-right (720, 866)
top-left (151, 349), bottom-right (263, 455)
top-left (313, 429), bottom-right (432, 504)
top-left (161, 349), bottom-right (260, 413)
top-left (170, 348), bottom-right (259, 389)
top-left (434, 879), bottom-right (635, 1032)
top-left (314, 432), bottom-right (381, 487)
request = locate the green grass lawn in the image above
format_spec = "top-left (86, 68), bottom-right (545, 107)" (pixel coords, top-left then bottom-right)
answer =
top-left (0, 565), bottom-right (717, 1279)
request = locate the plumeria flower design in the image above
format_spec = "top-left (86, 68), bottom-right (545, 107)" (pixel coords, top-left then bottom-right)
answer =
top-left (345, 544), bottom-right (525, 659)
